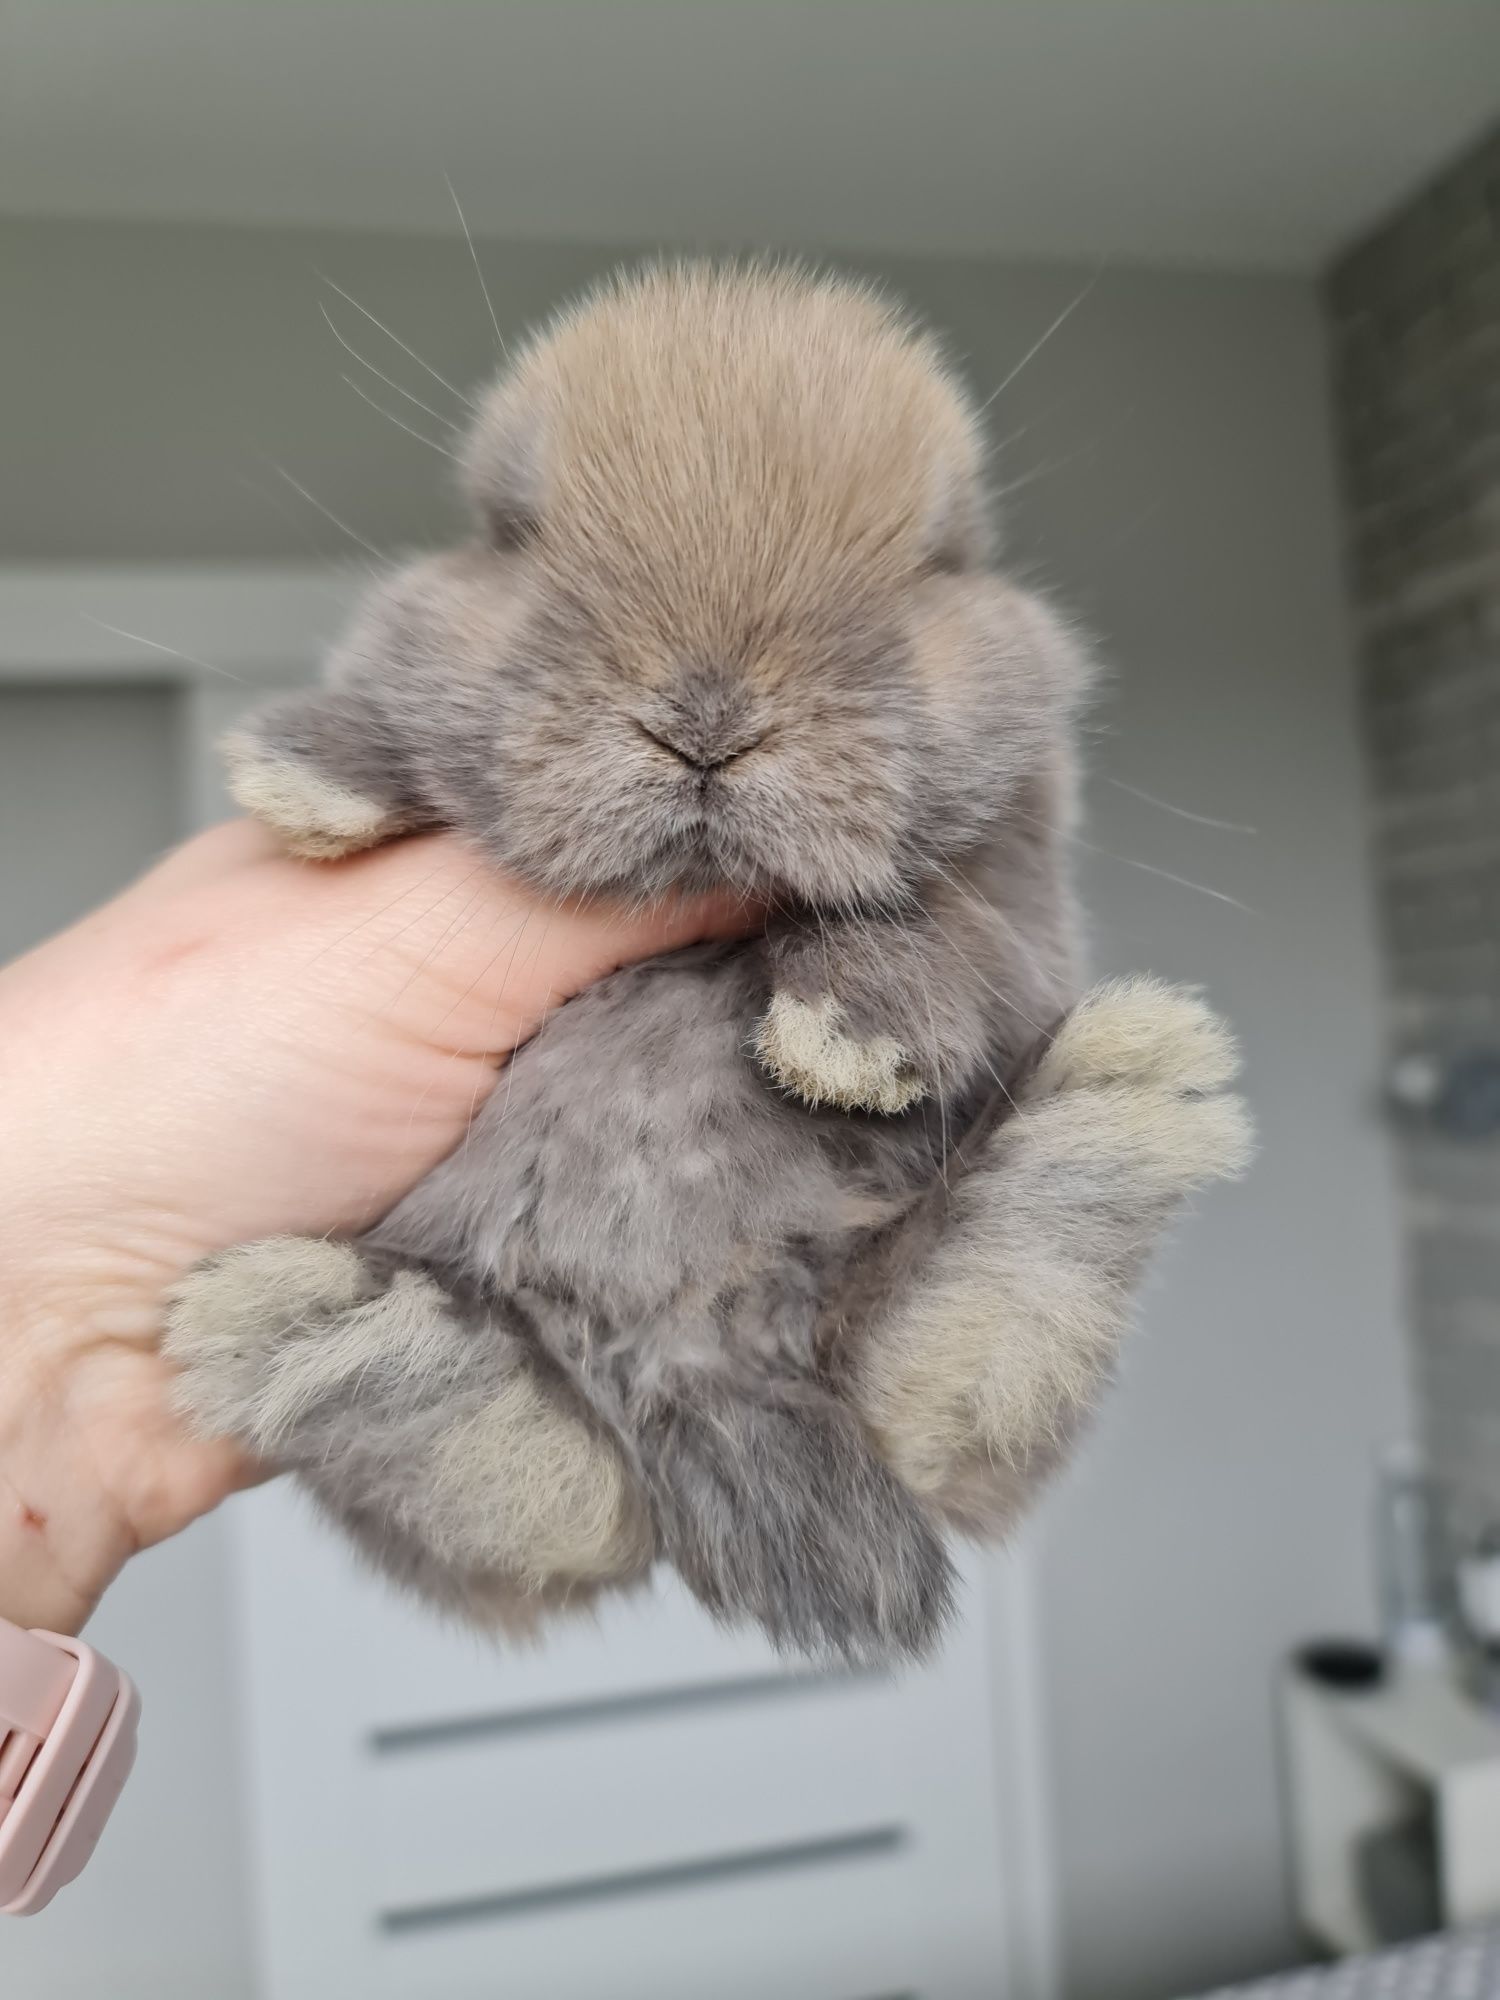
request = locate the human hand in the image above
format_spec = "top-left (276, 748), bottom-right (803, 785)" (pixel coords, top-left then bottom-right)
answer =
top-left (0, 821), bottom-right (755, 1633)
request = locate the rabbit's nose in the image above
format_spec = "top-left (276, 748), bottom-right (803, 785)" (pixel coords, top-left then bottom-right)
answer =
top-left (637, 721), bottom-right (764, 773)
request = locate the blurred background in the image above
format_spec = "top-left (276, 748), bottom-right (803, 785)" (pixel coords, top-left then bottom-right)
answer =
top-left (2, 5), bottom-right (1499, 1998)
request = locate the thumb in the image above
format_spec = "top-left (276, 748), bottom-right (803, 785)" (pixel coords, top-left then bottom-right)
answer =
top-left (319, 837), bottom-right (764, 1060)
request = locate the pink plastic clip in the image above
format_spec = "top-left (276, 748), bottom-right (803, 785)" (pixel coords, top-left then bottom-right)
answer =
top-left (0, 1619), bottom-right (139, 1915)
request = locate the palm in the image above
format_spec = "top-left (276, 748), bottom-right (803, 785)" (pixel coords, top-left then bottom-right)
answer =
top-left (0, 821), bottom-right (751, 1632)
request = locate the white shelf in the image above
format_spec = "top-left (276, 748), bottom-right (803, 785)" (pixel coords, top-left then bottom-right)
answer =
top-left (1280, 1658), bottom-right (1500, 1957)
top-left (1327, 1663), bottom-right (1500, 1782)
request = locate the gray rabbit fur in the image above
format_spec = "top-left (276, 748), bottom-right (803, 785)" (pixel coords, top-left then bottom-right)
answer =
top-left (165, 263), bottom-right (1251, 1664)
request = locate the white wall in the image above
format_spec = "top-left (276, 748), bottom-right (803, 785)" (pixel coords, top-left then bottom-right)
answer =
top-left (1009, 272), bottom-right (1414, 1999)
top-left (0, 217), bottom-right (1412, 1999)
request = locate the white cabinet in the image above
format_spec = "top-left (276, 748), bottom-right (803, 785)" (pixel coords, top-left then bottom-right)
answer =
top-left (235, 1485), bottom-right (1014, 2000)
top-left (1281, 1661), bottom-right (1500, 1956)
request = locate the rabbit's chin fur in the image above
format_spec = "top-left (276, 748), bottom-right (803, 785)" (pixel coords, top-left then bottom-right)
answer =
top-left (167, 261), bottom-right (1251, 1665)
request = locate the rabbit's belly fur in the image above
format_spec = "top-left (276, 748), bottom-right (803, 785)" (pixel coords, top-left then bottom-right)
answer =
top-left (367, 942), bottom-right (943, 1423)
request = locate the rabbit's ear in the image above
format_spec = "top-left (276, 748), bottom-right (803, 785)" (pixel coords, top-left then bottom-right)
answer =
top-left (461, 382), bottom-right (547, 550)
top-left (920, 433), bottom-right (992, 575)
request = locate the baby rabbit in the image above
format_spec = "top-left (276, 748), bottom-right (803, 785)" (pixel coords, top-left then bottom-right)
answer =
top-left (166, 263), bottom-right (1250, 1662)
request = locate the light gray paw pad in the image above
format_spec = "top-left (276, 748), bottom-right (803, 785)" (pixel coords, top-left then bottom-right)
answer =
top-left (164, 1236), bottom-right (367, 1444)
top-left (755, 992), bottom-right (926, 1114)
top-left (221, 733), bottom-right (400, 859)
top-left (1039, 977), bottom-right (1241, 1098)
top-left (1034, 979), bottom-right (1253, 1187)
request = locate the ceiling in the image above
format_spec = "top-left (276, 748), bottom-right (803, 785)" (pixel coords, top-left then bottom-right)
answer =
top-left (3, 1), bottom-right (1499, 271)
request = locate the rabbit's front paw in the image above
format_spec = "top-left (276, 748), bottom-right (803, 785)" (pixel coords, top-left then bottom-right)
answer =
top-left (164, 1235), bottom-right (370, 1446)
top-left (222, 733), bottom-right (401, 859)
top-left (754, 991), bottom-right (927, 1114)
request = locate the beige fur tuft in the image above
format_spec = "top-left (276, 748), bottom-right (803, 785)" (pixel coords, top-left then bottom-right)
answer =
top-left (855, 977), bottom-right (1253, 1528)
top-left (165, 1236), bottom-right (369, 1443)
top-left (755, 991), bottom-right (925, 1114)
top-left (428, 1383), bottom-right (654, 1589)
top-left (166, 1236), bottom-right (651, 1591)
top-left (222, 731), bottom-right (400, 859)
top-left (1036, 976), bottom-right (1243, 1100)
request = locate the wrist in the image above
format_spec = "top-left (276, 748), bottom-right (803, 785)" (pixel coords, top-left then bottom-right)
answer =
top-left (0, 1248), bottom-right (239, 1636)
top-left (0, 1339), bottom-right (123, 1637)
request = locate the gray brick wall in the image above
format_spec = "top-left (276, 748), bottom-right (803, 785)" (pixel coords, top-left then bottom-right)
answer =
top-left (1327, 121), bottom-right (1500, 1524)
